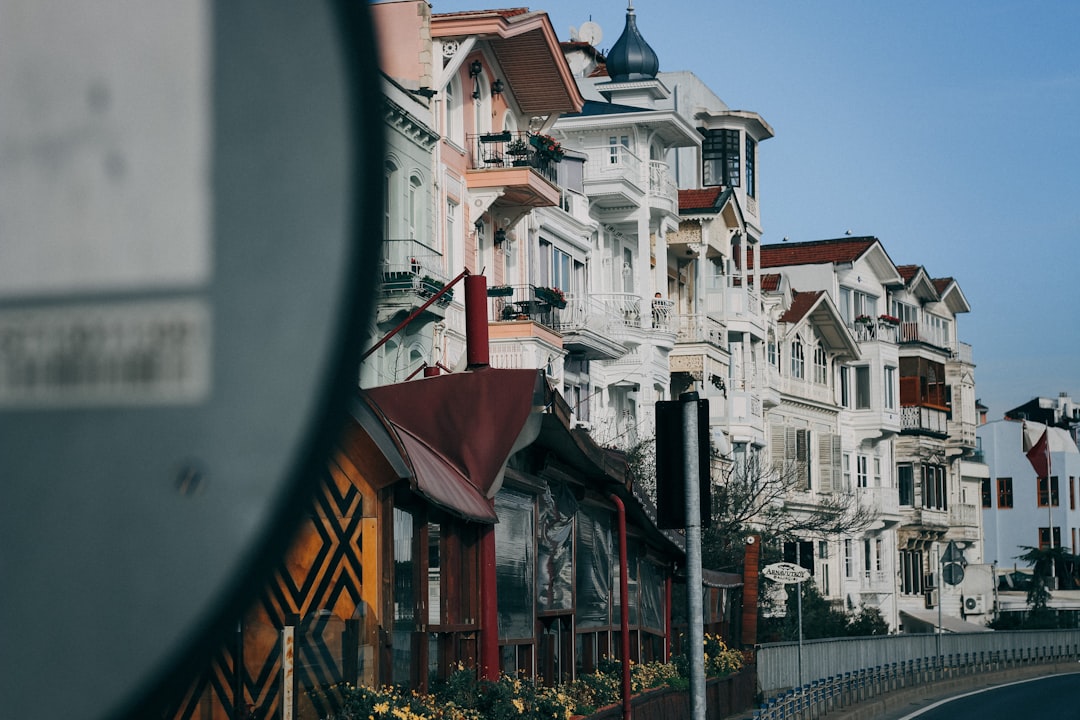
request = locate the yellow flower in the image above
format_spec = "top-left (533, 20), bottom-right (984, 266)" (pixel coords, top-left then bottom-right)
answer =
top-left (374, 702), bottom-right (390, 714)
top-left (512, 698), bottom-right (525, 714)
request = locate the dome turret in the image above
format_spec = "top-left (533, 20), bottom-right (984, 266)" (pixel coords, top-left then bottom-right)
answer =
top-left (605, 2), bottom-right (659, 82)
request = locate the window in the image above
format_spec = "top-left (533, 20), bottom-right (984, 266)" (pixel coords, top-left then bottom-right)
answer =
top-left (842, 453), bottom-right (852, 492)
top-left (702, 128), bottom-right (740, 187)
top-left (840, 287), bottom-right (878, 324)
top-left (843, 539), bottom-right (853, 579)
top-left (445, 199), bottom-right (458, 274)
top-left (608, 135), bottom-right (629, 165)
top-left (408, 175), bottom-right (422, 239)
top-left (981, 478), bottom-right (992, 508)
top-left (997, 477), bottom-right (1013, 508)
top-left (773, 425), bottom-right (811, 489)
top-left (1039, 526), bottom-right (1062, 551)
top-left (899, 356), bottom-right (947, 408)
top-left (839, 366), bottom-right (851, 408)
top-left (384, 161), bottom-right (397, 238)
top-left (898, 463), bottom-right (914, 506)
top-left (863, 540), bottom-right (872, 579)
top-left (745, 135), bottom-right (757, 197)
top-left (899, 549), bottom-right (924, 595)
top-left (856, 455), bottom-right (868, 488)
top-left (925, 313), bottom-right (951, 349)
top-left (855, 366), bottom-right (871, 409)
top-left (873, 457), bottom-right (882, 487)
top-left (1072, 477), bottom-right (1076, 511)
top-left (1038, 475), bottom-right (1060, 507)
top-left (813, 346), bottom-right (828, 384)
top-left (790, 337), bottom-right (805, 379)
top-left (767, 337), bottom-right (778, 368)
top-left (922, 464), bottom-right (947, 511)
top-left (883, 366), bottom-right (896, 409)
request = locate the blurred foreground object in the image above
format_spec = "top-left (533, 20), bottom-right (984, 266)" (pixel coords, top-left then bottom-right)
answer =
top-left (0, 1), bottom-right (382, 717)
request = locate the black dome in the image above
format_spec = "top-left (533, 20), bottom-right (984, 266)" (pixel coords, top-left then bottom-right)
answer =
top-left (605, 5), bottom-right (659, 82)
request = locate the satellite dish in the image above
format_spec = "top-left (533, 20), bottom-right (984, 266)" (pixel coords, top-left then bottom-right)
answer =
top-left (0, 1), bottom-right (382, 718)
top-left (578, 20), bottom-right (603, 46)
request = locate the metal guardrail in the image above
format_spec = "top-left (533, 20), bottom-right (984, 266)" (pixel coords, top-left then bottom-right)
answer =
top-left (753, 632), bottom-right (1080, 720)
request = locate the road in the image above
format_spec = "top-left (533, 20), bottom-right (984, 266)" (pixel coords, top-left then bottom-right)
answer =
top-left (900, 673), bottom-right (1080, 719)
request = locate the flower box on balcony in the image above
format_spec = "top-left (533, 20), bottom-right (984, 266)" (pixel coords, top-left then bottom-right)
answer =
top-left (535, 286), bottom-right (567, 309)
top-left (878, 314), bottom-right (900, 325)
top-left (854, 315), bottom-right (873, 325)
top-left (487, 285), bottom-right (514, 297)
top-left (479, 131), bottom-right (512, 143)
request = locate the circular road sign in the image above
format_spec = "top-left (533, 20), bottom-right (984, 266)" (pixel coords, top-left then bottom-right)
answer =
top-left (0, 2), bottom-right (383, 718)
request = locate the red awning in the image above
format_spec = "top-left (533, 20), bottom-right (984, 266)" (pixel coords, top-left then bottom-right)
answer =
top-left (361, 368), bottom-right (544, 523)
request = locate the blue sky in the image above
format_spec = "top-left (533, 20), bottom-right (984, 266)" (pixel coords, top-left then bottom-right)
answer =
top-left (426, 0), bottom-right (1080, 417)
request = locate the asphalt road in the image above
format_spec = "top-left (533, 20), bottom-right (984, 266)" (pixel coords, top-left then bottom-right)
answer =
top-left (898, 673), bottom-right (1080, 719)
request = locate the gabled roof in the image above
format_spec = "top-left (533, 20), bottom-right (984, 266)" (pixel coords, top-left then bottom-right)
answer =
top-left (679, 187), bottom-right (730, 213)
top-left (757, 237), bottom-right (903, 285)
top-left (431, 9), bottom-right (585, 115)
top-left (933, 277), bottom-right (971, 314)
top-left (778, 290), bottom-right (860, 359)
top-left (895, 264), bottom-right (938, 303)
top-left (760, 273), bottom-right (782, 293)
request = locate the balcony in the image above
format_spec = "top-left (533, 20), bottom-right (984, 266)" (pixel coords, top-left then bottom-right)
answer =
top-left (553, 293), bottom-right (627, 361)
top-left (900, 405), bottom-right (949, 438)
top-left (672, 313), bottom-right (724, 347)
top-left (776, 374), bottom-right (833, 405)
top-left (897, 321), bottom-right (951, 351)
top-left (581, 144), bottom-right (644, 210)
top-left (487, 284), bottom-right (567, 332)
top-left (949, 340), bottom-right (973, 365)
top-left (647, 159), bottom-right (678, 218)
top-left (857, 486), bottom-right (901, 529)
top-left (852, 317), bottom-right (899, 344)
top-left (377, 239), bottom-right (451, 322)
top-left (466, 131), bottom-right (561, 208)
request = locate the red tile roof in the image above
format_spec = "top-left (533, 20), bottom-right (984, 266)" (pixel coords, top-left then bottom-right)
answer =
top-left (933, 277), bottom-right (954, 294)
top-left (896, 264), bottom-right (921, 282)
top-left (433, 7), bottom-right (530, 19)
top-left (779, 290), bottom-right (825, 324)
top-left (760, 273), bottom-right (781, 292)
top-left (679, 187), bottom-right (724, 211)
top-left (757, 237), bottom-right (878, 269)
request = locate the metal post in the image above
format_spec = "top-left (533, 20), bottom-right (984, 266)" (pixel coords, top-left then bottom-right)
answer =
top-left (796, 546), bottom-right (804, 689)
top-left (682, 393), bottom-right (707, 720)
top-left (936, 547), bottom-right (942, 661)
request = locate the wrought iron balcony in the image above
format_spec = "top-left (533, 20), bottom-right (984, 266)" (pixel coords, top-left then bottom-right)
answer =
top-left (468, 131), bottom-right (559, 185)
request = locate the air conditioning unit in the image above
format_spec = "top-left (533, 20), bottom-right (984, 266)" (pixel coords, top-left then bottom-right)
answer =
top-left (923, 572), bottom-right (936, 589)
top-left (924, 589), bottom-right (939, 609)
top-left (963, 595), bottom-right (987, 614)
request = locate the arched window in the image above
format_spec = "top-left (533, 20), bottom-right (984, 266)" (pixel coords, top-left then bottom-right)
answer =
top-left (790, 335), bottom-right (805, 380)
top-left (408, 174), bottom-right (422, 239)
top-left (384, 160), bottom-right (398, 239)
top-left (446, 74), bottom-right (464, 146)
top-left (813, 345), bottom-right (828, 384)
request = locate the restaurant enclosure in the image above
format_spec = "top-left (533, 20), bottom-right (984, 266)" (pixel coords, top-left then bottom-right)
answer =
top-left (169, 363), bottom-right (744, 719)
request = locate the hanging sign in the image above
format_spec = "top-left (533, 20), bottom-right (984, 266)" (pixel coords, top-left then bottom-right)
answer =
top-left (762, 561), bottom-right (812, 585)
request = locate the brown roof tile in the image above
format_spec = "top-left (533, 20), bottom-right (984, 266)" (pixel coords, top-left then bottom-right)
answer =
top-left (679, 187), bottom-right (724, 211)
top-left (433, 7), bottom-right (530, 19)
top-left (757, 237), bottom-right (878, 269)
top-left (779, 290), bottom-right (825, 324)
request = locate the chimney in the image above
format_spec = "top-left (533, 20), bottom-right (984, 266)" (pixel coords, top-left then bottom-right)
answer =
top-left (464, 274), bottom-right (490, 369)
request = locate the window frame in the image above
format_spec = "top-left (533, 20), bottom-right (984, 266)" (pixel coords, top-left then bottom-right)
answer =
top-left (997, 477), bottom-right (1014, 509)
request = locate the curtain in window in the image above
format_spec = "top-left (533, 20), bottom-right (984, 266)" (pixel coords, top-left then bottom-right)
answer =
top-left (576, 507), bottom-right (612, 628)
top-left (495, 490), bottom-right (535, 640)
top-left (640, 560), bottom-right (665, 633)
top-left (537, 483), bottom-right (577, 613)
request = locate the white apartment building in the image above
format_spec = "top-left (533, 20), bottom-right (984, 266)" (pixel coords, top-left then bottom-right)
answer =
top-left (757, 238), bottom-right (989, 630)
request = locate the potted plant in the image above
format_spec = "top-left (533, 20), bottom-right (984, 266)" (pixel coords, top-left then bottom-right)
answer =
top-left (878, 313), bottom-right (900, 325)
top-left (506, 139), bottom-right (529, 156)
top-left (854, 314), bottom-right (873, 325)
top-left (529, 133), bottom-right (564, 163)
top-left (535, 286), bottom-right (567, 309)
top-left (487, 284), bottom-right (514, 297)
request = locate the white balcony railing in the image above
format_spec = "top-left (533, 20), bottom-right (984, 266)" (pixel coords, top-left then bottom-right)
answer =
top-left (555, 293), bottom-right (618, 336)
top-left (950, 341), bottom-right (973, 364)
top-left (648, 160), bottom-right (678, 207)
top-left (949, 502), bottom-right (979, 528)
top-left (582, 144), bottom-right (642, 189)
top-left (673, 313), bottom-right (724, 347)
top-left (852, 318), bottom-right (899, 344)
top-left (593, 293), bottom-right (643, 329)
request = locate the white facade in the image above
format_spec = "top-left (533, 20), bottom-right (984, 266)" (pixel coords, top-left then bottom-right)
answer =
top-left (979, 419), bottom-right (1080, 565)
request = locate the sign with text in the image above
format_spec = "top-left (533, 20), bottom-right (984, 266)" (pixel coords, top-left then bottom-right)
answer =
top-left (762, 561), bottom-right (812, 585)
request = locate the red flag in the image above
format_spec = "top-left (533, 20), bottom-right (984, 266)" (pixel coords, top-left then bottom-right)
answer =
top-left (1026, 429), bottom-right (1051, 478)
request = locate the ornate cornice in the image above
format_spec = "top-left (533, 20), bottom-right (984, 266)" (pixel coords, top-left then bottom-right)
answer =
top-left (383, 97), bottom-right (439, 150)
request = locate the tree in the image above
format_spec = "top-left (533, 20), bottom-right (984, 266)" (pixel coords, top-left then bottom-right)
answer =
top-left (758, 582), bottom-right (889, 642)
top-left (1009, 545), bottom-right (1078, 628)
